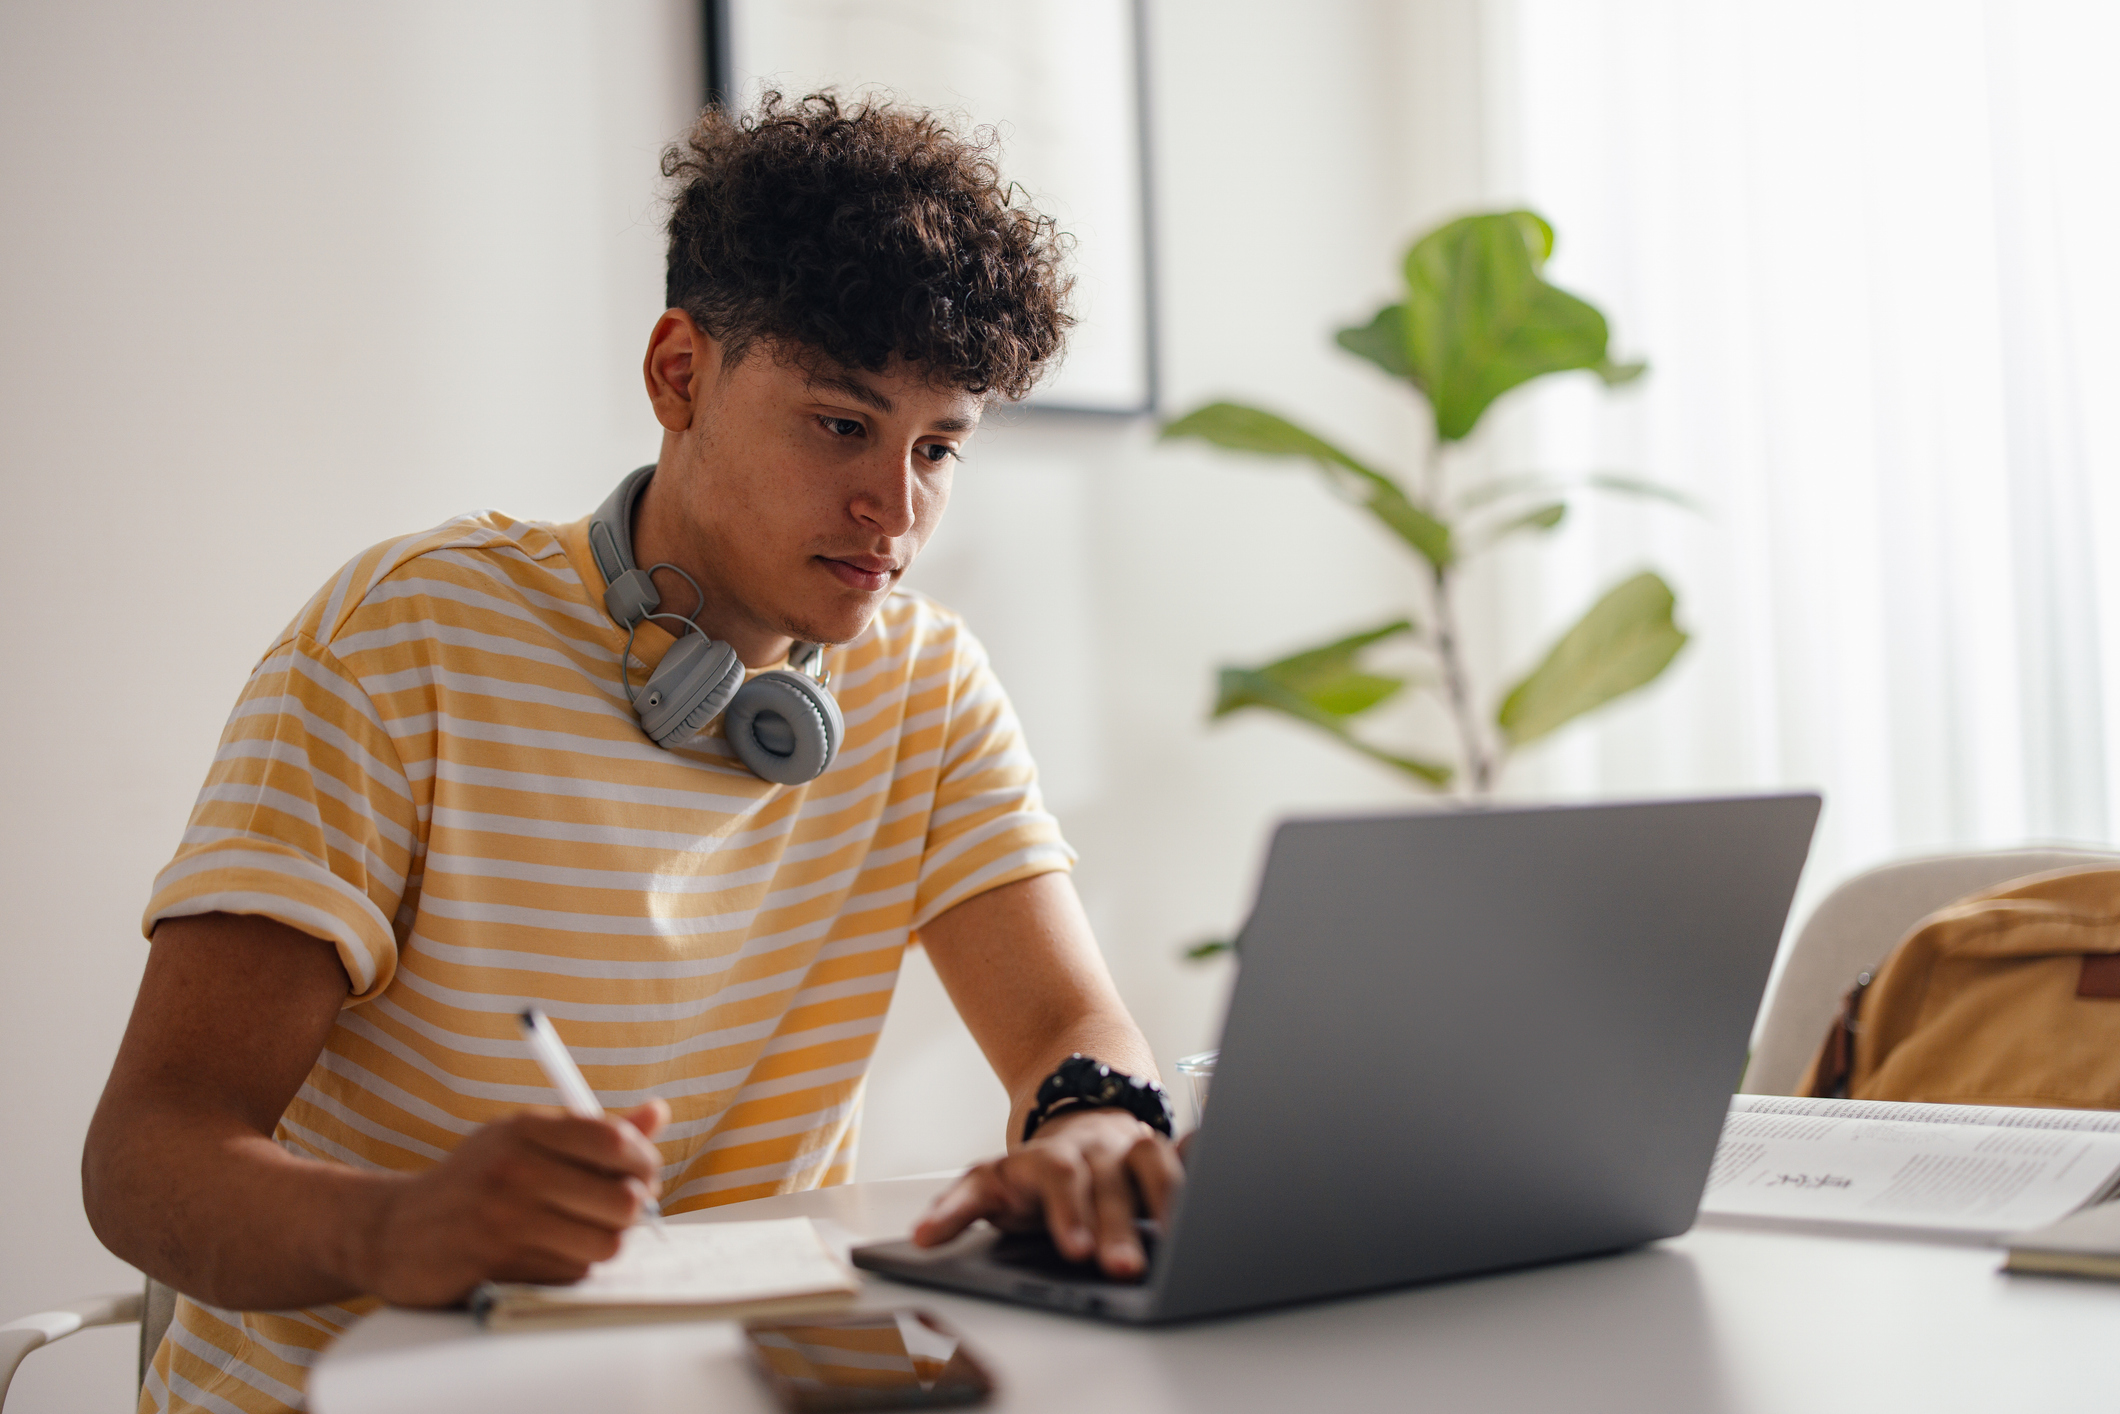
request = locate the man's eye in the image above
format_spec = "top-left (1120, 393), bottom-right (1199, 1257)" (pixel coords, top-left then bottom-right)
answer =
top-left (920, 443), bottom-right (959, 464)
top-left (822, 417), bottom-right (864, 437)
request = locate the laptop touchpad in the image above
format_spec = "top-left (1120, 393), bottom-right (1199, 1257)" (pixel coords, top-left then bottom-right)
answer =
top-left (986, 1223), bottom-right (1159, 1285)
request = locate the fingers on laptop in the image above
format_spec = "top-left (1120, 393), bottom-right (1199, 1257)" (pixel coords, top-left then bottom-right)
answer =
top-left (911, 1163), bottom-right (1026, 1247)
top-left (1088, 1159), bottom-right (1143, 1275)
top-left (1127, 1134), bottom-right (1184, 1224)
top-left (1078, 1134), bottom-right (1180, 1277)
top-left (1031, 1147), bottom-right (1102, 1265)
top-left (911, 1127), bottom-right (1186, 1280)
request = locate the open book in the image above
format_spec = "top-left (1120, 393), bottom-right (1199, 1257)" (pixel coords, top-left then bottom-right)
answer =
top-left (474, 1217), bottom-right (861, 1331)
top-left (1697, 1095), bottom-right (2120, 1244)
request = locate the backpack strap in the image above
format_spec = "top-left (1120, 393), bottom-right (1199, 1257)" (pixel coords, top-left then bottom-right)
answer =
top-left (1807, 969), bottom-right (1875, 1098)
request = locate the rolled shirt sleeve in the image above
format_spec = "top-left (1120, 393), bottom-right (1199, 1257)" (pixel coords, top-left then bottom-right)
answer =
top-left (910, 627), bottom-right (1076, 929)
top-left (143, 631), bottom-right (418, 1002)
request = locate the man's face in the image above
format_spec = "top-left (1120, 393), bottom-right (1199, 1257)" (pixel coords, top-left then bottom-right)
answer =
top-left (650, 323), bottom-right (983, 653)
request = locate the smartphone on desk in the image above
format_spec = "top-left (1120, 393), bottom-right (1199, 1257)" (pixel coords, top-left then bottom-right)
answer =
top-left (744, 1309), bottom-right (996, 1411)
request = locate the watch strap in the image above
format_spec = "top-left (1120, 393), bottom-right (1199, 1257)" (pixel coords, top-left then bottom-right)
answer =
top-left (1020, 1054), bottom-right (1176, 1144)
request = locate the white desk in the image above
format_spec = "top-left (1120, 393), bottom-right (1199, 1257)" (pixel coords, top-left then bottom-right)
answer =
top-left (311, 1176), bottom-right (2120, 1414)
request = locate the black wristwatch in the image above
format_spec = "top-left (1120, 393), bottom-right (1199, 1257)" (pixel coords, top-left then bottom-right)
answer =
top-left (1020, 1054), bottom-right (1176, 1144)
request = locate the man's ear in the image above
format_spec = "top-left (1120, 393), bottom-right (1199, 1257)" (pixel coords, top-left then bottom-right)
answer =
top-left (643, 309), bottom-right (715, 433)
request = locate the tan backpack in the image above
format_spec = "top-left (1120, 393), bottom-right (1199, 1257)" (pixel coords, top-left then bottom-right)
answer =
top-left (1800, 866), bottom-right (2120, 1109)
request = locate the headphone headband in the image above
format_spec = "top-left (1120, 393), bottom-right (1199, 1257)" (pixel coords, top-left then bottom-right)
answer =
top-left (589, 465), bottom-right (661, 629)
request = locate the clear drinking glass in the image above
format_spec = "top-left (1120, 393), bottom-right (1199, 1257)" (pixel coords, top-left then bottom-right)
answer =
top-left (1174, 1050), bottom-right (1218, 1130)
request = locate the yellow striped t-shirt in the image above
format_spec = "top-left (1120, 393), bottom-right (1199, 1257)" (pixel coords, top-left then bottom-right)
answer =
top-left (136, 507), bottom-right (1071, 1414)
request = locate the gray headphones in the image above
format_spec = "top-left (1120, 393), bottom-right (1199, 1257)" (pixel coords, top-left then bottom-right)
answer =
top-left (588, 465), bottom-right (845, 784)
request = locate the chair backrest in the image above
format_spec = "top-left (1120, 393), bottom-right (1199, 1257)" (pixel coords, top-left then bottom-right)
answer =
top-left (139, 1279), bottom-right (177, 1391)
top-left (1743, 847), bottom-right (2120, 1096)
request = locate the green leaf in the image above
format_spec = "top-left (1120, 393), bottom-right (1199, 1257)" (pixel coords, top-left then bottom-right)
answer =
top-left (1184, 937), bottom-right (1236, 961)
top-left (1214, 675), bottom-right (1453, 786)
top-left (1585, 473), bottom-right (1703, 513)
top-left (1457, 472), bottom-right (1702, 516)
top-left (1161, 401), bottom-right (1368, 469)
top-left (1334, 303), bottom-right (1416, 383)
top-left (1485, 501), bottom-right (1567, 542)
top-left (1213, 621), bottom-right (1453, 787)
top-left (1452, 473), bottom-right (1559, 512)
top-left (1595, 358), bottom-right (1648, 387)
top-left (1212, 620), bottom-right (1417, 722)
top-left (1402, 210), bottom-right (1619, 442)
top-left (1496, 571), bottom-right (1689, 747)
top-left (1341, 738), bottom-right (1455, 787)
top-left (1354, 480), bottom-right (1455, 569)
top-left (1516, 209), bottom-right (1557, 260)
top-left (1161, 402), bottom-right (1455, 567)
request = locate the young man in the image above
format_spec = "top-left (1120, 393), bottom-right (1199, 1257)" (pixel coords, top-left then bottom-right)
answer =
top-left (84, 93), bottom-right (1181, 1414)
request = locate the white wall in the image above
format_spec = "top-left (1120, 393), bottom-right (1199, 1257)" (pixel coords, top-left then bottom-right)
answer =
top-left (0, 3), bottom-right (1481, 1407)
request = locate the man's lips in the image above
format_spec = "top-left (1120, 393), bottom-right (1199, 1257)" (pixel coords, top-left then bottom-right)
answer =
top-left (819, 555), bottom-right (899, 592)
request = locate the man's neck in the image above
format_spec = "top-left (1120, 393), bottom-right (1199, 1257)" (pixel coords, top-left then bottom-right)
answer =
top-left (627, 466), bottom-right (794, 668)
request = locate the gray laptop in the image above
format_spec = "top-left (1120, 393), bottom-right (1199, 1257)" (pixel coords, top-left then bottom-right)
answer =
top-left (853, 793), bottom-right (1821, 1323)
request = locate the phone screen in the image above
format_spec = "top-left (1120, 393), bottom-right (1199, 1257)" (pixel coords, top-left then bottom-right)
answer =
top-left (744, 1309), bottom-right (996, 1412)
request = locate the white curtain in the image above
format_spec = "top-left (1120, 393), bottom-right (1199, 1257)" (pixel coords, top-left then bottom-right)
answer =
top-left (1476, 0), bottom-right (2120, 896)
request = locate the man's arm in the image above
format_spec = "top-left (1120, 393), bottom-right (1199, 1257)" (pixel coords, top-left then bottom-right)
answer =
top-left (908, 871), bottom-right (1183, 1278)
top-left (82, 913), bottom-right (667, 1311)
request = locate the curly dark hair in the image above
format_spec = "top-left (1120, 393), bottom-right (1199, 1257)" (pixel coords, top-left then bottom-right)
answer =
top-left (661, 91), bottom-right (1074, 400)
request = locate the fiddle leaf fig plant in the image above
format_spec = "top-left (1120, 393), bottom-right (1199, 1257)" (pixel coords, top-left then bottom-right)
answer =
top-left (1162, 209), bottom-right (1689, 797)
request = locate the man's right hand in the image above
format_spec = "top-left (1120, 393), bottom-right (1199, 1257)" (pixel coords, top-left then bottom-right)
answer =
top-left (356, 1100), bottom-right (670, 1306)
top-left (84, 912), bottom-right (674, 1313)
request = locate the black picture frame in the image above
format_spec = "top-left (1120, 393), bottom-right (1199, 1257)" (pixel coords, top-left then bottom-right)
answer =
top-left (696, 0), bottom-right (1159, 418)
top-left (701, 0), bottom-right (733, 110)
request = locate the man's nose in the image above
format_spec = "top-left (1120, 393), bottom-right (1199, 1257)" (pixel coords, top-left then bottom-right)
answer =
top-left (853, 454), bottom-right (919, 538)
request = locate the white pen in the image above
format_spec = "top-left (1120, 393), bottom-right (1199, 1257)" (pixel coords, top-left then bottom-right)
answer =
top-left (516, 1006), bottom-right (669, 1240)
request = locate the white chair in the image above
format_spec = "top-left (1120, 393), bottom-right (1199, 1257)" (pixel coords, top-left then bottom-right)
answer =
top-left (0, 1278), bottom-right (175, 1411)
top-left (1743, 846), bottom-right (2120, 1096)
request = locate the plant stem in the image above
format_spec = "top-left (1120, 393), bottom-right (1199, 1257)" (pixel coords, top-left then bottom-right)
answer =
top-left (1429, 562), bottom-right (1493, 796)
top-left (1422, 438), bottom-right (1493, 796)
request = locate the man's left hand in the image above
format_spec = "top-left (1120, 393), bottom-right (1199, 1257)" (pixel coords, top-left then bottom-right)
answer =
top-left (909, 1108), bottom-right (1184, 1279)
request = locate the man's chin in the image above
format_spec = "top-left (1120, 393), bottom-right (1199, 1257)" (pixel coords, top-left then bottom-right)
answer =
top-left (781, 601), bottom-right (884, 649)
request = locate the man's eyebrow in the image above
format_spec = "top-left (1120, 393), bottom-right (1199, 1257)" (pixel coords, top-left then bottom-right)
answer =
top-left (808, 371), bottom-right (894, 415)
top-left (808, 371), bottom-right (979, 434)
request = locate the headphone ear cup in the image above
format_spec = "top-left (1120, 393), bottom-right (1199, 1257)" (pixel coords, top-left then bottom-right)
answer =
top-left (636, 634), bottom-right (744, 748)
top-left (725, 670), bottom-right (843, 784)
